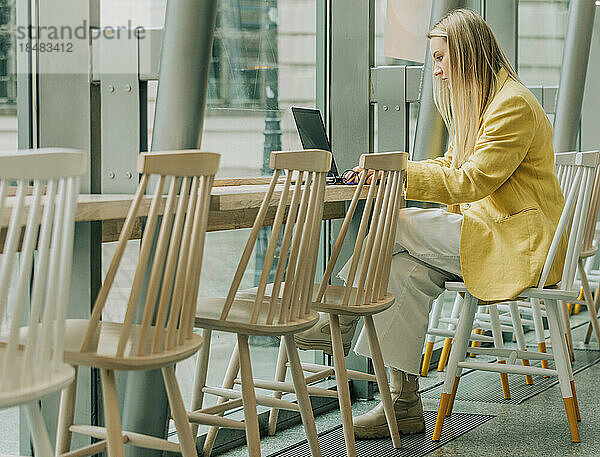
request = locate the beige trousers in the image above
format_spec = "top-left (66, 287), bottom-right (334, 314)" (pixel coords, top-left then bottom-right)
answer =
top-left (338, 207), bottom-right (463, 375)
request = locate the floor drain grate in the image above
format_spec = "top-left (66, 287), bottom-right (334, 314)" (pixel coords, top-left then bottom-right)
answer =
top-left (422, 348), bottom-right (600, 404)
top-left (266, 411), bottom-right (494, 457)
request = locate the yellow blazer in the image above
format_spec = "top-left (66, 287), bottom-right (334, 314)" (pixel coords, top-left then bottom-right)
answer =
top-left (406, 67), bottom-right (567, 301)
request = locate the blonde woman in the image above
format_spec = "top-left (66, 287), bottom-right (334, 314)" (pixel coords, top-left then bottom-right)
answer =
top-left (295, 9), bottom-right (567, 438)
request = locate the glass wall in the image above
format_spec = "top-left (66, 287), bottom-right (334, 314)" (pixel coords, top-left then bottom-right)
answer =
top-left (518, 0), bottom-right (569, 86)
top-left (0, 0), bottom-right (590, 454)
top-left (103, 0), bottom-right (321, 440)
top-left (0, 0), bottom-right (18, 453)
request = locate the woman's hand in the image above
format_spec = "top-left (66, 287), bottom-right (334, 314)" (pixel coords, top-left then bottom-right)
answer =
top-left (342, 166), bottom-right (381, 185)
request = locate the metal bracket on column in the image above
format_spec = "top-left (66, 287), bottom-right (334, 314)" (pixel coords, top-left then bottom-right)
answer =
top-left (98, 30), bottom-right (140, 193)
top-left (405, 65), bottom-right (424, 103)
top-left (371, 65), bottom-right (412, 153)
top-left (527, 86), bottom-right (559, 115)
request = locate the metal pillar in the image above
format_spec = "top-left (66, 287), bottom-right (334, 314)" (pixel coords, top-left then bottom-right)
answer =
top-left (581, 3), bottom-right (600, 151)
top-left (553, 0), bottom-right (596, 153)
top-left (121, 2), bottom-right (217, 456)
top-left (329, 0), bottom-right (374, 399)
top-left (150, 0), bottom-right (218, 151)
top-left (410, 0), bottom-right (466, 216)
top-left (27, 0), bottom-right (102, 454)
top-left (262, 0), bottom-right (282, 175)
top-left (483, 0), bottom-right (517, 68)
top-left (412, 0), bottom-right (466, 162)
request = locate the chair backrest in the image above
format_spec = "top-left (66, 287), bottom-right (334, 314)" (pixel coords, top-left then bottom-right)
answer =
top-left (580, 165), bottom-right (600, 256)
top-left (79, 151), bottom-right (220, 357)
top-left (538, 150), bottom-right (600, 290)
top-left (316, 152), bottom-right (408, 306)
top-left (219, 149), bottom-right (331, 325)
top-left (0, 149), bottom-right (85, 393)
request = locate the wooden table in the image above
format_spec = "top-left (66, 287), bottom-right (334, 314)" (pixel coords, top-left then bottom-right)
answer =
top-left (76, 184), bottom-right (364, 242)
top-left (2, 184), bottom-right (365, 247)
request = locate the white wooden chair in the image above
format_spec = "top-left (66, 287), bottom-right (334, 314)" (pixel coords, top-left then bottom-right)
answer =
top-left (571, 165), bottom-right (600, 345)
top-left (0, 149), bottom-right (85, 457)
top-left (421, 153), bottom-right (600, 387)
top-left (260, 152), bottom-right (407, 456)
top-left (189, 149), bottom-right (330, 457)
top-left (55, 151), bottom-right (220, 457)
top-left (432, 150), bottom-right (600, 443)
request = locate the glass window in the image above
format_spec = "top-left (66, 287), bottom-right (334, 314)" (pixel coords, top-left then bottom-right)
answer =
top-left (0, 0), bottom-right (19, 453)
top-left (518, 0), bottom-right (569, 86)
top-left (116, 0), bottom-right (321, 441)
top-left (177, 0), bottom-right (321, 436)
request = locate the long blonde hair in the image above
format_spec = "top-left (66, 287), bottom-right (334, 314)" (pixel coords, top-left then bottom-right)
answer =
top-left (427, 9), bottom-right (521, 167)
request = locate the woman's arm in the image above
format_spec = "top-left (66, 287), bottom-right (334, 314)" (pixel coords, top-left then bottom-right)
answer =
top-left (421, 142), bottom-right (454, 168)
top-left (406, 94), bottom-right (537, 205)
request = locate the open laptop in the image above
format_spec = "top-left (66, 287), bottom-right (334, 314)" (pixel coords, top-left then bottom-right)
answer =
top-left (291, 107), bottom-right (341, 183)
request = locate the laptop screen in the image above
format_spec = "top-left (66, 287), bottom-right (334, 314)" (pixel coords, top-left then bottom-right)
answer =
top-left (291, 107), bottom-right (339, 177)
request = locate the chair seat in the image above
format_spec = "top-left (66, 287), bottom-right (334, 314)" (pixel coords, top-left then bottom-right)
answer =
top-left (195, 295), bottom-right (320, 336)
top-left (580, 244), bottom-right (598, 259)
top-left (311, 285), bottom-right (395, 315)
top-left (61, 319), bottom-right (203, 370)
top-left (444, 281), bottom-right (579, 303)
top-left (0, 346), bottom-right (75, 409)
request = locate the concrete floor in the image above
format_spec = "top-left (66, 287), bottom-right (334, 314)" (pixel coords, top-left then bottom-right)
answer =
top-left (2, 294), bottom-right (600, 456)
top-left (218, 318), bottom-right (600, 457)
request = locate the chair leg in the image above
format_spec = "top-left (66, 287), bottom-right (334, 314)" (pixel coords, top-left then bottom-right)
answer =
top-left (433, 293), bottom-right (477, 441)
top-left (469, 328), bottom-right (483, 358)
top-left (437, 338), bottom-right (452, 372)
top-left (445, 373), bottom-right (461, 417)
top-left (584, 286), bottom-right (600, 344)
top-left (531, 298), bottom-right (550, 371)
top-left (579, 259), bottom-right (600, 346)
top-left (508, 302), bottom-right (534, 385)
top-left (423, 295), bottom-right (444, 376)
top-left (24, 401), bottom-right (53, 457)
top-left (422, 341), bottom-right (434, 377)
top-left (162, 365), bottom-right (199, 457)
top-left (545, 299), bottom-right (581, 442)
top-left (190, 329), bottom-right (212, 438)
top-left (203, 342), bottom-right (240, 457)
top-left (268, 339), bottom-right (288, 435)
top-left (56, 367), bottom-right (78, 455)
top-left (364, 315), bottom-right (401, 448)
top-left (489, 305), bottom-right (511, 400)
top-left (330, 314), bottom-right (356, 457)
top-left (438, 294), bottom-right (462, 372)
top-left (284, 336), bottom-right (322, 457)
top-left (100, 369), bottom-right (125, 457)
top-left (560, 300), bottom-right (575, 361)
top-left (238, 334), bottom-right (261, 457)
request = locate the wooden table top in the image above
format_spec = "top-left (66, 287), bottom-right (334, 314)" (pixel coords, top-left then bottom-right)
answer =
top-left (74, 184), bottom-right (365, 223)
top-left (2, 184), bottom-right (365, 244)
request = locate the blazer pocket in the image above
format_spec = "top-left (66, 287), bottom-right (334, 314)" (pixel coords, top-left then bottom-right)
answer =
top-left (497, 207), bottom-right (539, 223)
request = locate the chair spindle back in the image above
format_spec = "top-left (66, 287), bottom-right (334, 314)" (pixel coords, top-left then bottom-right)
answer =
top-left (219, 149), bottom-right (331, 326)
top-left (316, 152), bottom-right (408, 306)
top-left (0, 149), bottom-right (85, 394)
top-left (539, 150), bottom-right (600, 290)
top-left (581, 165), bottom-right (600, 255)
top-left (79, 151), bottom-right (220, 358)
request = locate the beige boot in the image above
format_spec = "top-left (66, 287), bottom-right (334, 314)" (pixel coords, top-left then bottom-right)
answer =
top-left (354, 368), bottom-right (425, 439)
top-left (294, 313), bottom-right (360, 356)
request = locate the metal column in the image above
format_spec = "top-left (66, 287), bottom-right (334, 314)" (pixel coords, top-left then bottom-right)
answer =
top-left (121, 1), bottom-right (218, 456)
top-left (581, 2), bottom-right (600, 151)
top-left (412, 0), bottom-right (466, 162)
top-left (553, 0), bottom-right (596, 153)
top-left (482, 0), bottom-right (518, 68)
top-left (27, 0), bottom-right (102, 454)
top-left (150, 0), bottom-right (218, 151)
top-left (329, 0), bottom-right (374, 399)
